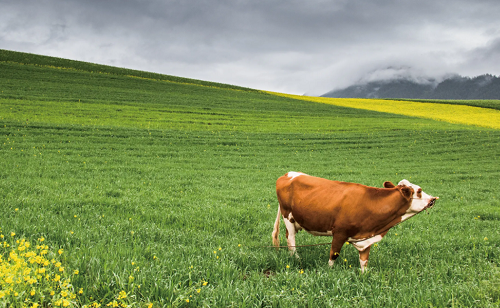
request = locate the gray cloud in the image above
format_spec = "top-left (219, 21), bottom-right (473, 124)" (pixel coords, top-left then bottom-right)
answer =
top-left (1, 0), bottom-right (500, 94)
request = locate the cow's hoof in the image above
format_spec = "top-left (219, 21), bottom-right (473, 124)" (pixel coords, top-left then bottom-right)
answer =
top-left (328, 259), bottom-right (334, 267)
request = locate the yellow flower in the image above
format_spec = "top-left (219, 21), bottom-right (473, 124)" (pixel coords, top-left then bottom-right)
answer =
top-left (79, 288), bottom-right (84, 294)
top-left (202, 281), bottom-right (208, 286)
top-left (58, 249), bottom-right (64, 255)
top-left (62, 299), bottom-right (70, 307)
top-left (15, 208), bottom-right (18, 211)
top-left (54, 274), bottom-right (61, 282)
top-left (59, 266), bottom-right (65, 272)
top-left (218, 247), bottom-right (222, 251)
top-left (74, 270), bottom-right (79, 275)
top-left (186, 299), bottom-right (189, 303)
top-left (118, 290), bottom-right (127, 299)
top-left (197, 288), bottom-right (201, 293)
top-left (30, 289), bottom-right (36, 296)
top-left (484, 237), bottom-right (488, 241)
top-left (11, 232), bottom-right (15, 237)
top-left (61, 290), bottom-right (69, 297)
top-left (286, 265), bottom-right (290, 269)
top-left (147, 304), bottom-right (153, 308)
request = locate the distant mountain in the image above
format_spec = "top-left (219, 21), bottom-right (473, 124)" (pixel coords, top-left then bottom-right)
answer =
top-left (322, 74), bottom-right (500, 99)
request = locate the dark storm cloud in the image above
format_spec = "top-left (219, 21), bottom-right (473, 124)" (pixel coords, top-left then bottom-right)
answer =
top-left (1, 0), bottom-right (500, 94)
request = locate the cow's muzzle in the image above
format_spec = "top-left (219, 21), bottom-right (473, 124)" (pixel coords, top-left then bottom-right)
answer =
top-left (426, 197), bottom-right (439, 209)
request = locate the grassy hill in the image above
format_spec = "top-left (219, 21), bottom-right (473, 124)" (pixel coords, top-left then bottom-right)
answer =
top-left (1, 50), bottom-right (499, 307)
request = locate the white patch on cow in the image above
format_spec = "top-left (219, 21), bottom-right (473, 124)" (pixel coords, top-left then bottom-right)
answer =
top-left (398, 179), bottom-right (438, 220)
top-left (348, 235), bottom-right (383, 252)
top-left (306, 230), bottom-right (333, 236)
top-left (287, 171), bottom-right (307, 179)
top-left (401, 212), bottom-right (416, 221)
top-left (360, 259), bottom-right (368, 273)
top-left (328, 259), bottom-right (334, 267)
top-left (283, 217), bottom-right (299, 257)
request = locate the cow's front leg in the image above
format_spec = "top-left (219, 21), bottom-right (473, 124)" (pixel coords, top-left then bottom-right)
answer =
top-left (328, 234), bottom-right (347, 267)
top-left (358, 245), bottom-right (371, 273)
top-left (283, 217), bottom-right (299, 258)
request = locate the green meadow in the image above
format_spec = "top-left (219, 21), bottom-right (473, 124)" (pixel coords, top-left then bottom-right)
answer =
top-left (1, 50), bottom-right (499, 307)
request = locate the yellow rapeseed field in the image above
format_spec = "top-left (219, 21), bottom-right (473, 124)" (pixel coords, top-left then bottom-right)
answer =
top-left (267, 92), bottom-right (500, 130)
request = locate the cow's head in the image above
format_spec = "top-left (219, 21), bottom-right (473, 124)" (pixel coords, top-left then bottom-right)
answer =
top-left (384, 179), bottom-right (439, 215)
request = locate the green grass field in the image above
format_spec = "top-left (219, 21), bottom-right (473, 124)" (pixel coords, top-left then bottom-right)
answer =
top-left (1, 50), bottom-right (500, 307)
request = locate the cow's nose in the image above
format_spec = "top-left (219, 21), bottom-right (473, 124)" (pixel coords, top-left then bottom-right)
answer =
top-left (427, 197), bottom-right (438, 207)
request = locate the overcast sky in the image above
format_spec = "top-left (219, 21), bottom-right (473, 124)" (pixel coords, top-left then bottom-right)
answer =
top-left (1, 0), bottom-right (500, 95)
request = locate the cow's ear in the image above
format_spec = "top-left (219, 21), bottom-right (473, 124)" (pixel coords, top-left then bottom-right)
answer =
top-left (383, 181), bottom-right (395, 188)
top-left (400, 186), bottom-right (414, 200)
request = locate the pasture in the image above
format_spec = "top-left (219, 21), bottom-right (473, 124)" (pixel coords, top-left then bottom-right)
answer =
top-left (1, 50), bottom-right (499, 307)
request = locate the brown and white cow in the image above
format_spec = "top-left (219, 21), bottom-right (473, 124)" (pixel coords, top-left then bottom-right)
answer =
top-left (272, 172), bottom-right (438, 272)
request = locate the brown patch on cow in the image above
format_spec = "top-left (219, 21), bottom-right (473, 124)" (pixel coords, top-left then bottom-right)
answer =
top-left (417, 188), bottom-right (422, 198)
top-left (383, 181), bottom-right (396, 188)
top-left (399, 185), bottom-right (414, 200)
top-left (289, 217), bottom-right (295, 223)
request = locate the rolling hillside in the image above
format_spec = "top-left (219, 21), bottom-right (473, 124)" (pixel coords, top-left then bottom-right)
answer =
top-left (1, 50), bottom-right (499, 307)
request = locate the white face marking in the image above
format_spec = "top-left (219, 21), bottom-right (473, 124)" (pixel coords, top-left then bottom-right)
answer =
top-left (398, 179), bottom-right (438, 219)
top-left (287, 171), bottom-right (307, 179)
top-left (348, 235), bottom-right (383, 252)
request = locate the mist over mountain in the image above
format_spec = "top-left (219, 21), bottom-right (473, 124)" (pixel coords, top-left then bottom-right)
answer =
top-left (322, 73), bottom-right (500, 99)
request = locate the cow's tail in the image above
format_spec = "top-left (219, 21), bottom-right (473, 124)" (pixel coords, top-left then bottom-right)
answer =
top-left (272, 206), bottom-right (281, 250)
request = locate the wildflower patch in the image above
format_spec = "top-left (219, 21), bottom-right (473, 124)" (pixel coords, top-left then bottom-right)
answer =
top-left (0, 232), bottom-right (78, 307)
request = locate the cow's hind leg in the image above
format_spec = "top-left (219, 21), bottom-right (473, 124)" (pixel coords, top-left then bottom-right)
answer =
top-left (283, 217), bottom-right (299, 258)
top-left (358, 246), bottom-right (371, 273)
